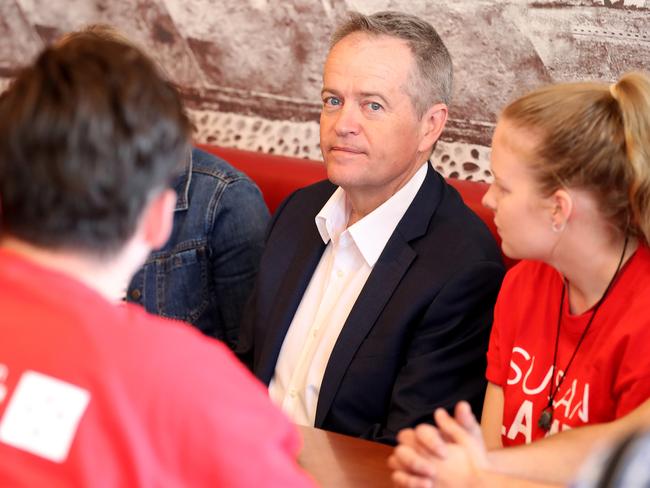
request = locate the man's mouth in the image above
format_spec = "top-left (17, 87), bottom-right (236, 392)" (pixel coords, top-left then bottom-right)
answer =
top-left (330, 146), bottom-right (365, 154)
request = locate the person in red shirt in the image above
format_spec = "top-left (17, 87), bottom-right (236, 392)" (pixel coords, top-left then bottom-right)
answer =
top-left (389, 71), bottom-right (650, 486)
top-left (0, 35), bottom-right (313, 487)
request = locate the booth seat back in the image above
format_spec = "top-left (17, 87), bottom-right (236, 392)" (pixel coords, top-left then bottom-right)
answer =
top-left (198, 144), bottom-right (516, 268)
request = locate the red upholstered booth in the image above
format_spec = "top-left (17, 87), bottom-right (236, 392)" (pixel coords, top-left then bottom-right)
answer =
top-left (197, 144), bottom-right (516, 268)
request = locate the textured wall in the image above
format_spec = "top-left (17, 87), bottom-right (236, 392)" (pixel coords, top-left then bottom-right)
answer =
top-left (1, 0), bottom-right (649, 181)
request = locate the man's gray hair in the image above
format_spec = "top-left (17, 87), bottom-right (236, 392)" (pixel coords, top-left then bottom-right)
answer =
top-left (330, 11), bottom-right (453, 118)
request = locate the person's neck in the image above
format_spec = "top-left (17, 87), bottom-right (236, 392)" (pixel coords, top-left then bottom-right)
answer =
top-left (550, 232), bottom-right (637, 315)
top-left (346, 192), bottom-right (387, 227)
top-left (1, 236), bottom-right (145, 303)
top-left (345, 159), bottom-right (426, 227)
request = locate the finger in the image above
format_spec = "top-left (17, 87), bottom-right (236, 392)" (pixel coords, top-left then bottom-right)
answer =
top-left (392, 445), bottom-right (437, 477)
top-left (414, 423), bottom-right (448, 459)
top-left (388, 453), bottom-right (404, 472)
top-left (455, 401), bottom-right (481, 437)
top-left (388, 451), bottom-right (416, 472)
top-left (397, 428), bottom-right (417, 447)
top-left (391, 470), bottom-right (434, 488)
top-left (434, 407), bottom-right (474, 448)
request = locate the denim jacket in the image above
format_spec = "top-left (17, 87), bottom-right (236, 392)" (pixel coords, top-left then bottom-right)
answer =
top-left (127, 147), bottom-right (270, 349)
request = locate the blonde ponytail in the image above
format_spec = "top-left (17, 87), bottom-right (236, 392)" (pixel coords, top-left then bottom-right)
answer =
top-left (612, 72), bottom-right (650, 243)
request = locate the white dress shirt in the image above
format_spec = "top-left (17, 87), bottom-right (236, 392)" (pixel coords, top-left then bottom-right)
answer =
top-left (269, 162), bottom-right (428, 426)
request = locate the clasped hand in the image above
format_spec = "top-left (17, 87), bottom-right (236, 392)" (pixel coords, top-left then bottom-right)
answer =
top-left (388, 401), bottom-right (489, 488)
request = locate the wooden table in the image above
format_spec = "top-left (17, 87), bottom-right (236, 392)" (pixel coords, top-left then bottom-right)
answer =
top-left (297, 425), bottom-right (394, 487)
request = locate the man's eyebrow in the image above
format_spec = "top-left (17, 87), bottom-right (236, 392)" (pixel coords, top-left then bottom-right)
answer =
top-left (321, 87), bottom-right (340, 97)
top-left (359, 91), bottom-right (390, 106)
top-left (319, 89), bottom-right (391, 108)
top-left (359, 91), bottom-right (387, 100)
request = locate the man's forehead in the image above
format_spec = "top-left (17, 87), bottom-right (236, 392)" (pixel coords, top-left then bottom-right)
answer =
top-left (333, 31), bottom-right (410, 48)
top-left (323, 33), bottom-right (414, 89)
top-left (327, 32), bottom-right (412, 60)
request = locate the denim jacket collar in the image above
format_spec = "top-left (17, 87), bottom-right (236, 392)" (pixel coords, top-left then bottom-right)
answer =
top-left (172, 152), bottom-right (193, 212)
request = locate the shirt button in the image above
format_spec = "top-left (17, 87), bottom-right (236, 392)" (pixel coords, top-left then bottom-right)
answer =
top-left (289, 389), bottom-right (297, 397)
top-left (336, 270), bottom-right (344, 278)
top-left (130, 288), bottom-right (142, 301)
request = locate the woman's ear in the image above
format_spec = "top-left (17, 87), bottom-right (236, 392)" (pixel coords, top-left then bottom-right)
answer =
top-left (550, 188), bottom-right (573, 233)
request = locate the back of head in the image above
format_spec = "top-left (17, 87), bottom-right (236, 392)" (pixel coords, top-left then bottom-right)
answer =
top-left (501, 72), bottom-right (650, 243)
top-left (0, 36), bottom-right (191, 256)
top-left (56, 23), bottom-right (136, 47)
top-left (330, 11), bottom-right (453, 117)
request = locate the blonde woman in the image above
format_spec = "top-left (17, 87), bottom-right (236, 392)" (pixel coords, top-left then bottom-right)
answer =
top-left (390, 72), bottom-right (650, 487)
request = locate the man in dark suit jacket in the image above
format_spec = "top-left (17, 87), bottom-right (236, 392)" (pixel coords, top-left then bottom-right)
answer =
top-left (238, 11), bottom-right (504, 445)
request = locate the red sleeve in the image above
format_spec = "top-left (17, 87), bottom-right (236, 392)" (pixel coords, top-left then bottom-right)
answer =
top-left (611, 272), bottom-right (650, 419)
top-left (485, 264), bottom-right (522, 387)
top-left (614, 316), bottom-right (650, 419)
top-left (616, 376), bottom-right (650, 418)
top-left (485, 292), bottom-right (505, 386)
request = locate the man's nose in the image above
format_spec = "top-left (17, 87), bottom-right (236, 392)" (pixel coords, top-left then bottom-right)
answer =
top-left (334, 104), bottom-right (361, 137)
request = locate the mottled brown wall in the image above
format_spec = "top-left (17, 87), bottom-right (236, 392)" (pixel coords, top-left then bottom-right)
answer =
top-left (1, 0), bottom-right (649, 180)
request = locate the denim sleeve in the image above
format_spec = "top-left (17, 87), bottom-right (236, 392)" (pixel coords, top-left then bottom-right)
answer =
top-left (208, 177), bottom-right (270, 350)
top-left (236, 189), bottom-right (299, 370)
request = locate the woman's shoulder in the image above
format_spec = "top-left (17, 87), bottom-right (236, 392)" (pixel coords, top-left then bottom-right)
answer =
top-left (502, 259), bottom-right (556, 287)
top-left (630, 244), bottom-right (650, 271)
top-left (495, 260), bottom-right (561, 313)
top-left (616, 244), bottom-right (650, 306)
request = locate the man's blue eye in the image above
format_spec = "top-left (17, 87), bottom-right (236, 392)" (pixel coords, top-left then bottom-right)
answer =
top-left (369, 102), bottom-right (382, 111)
top-left (325, 97), bottom-right (341, 106)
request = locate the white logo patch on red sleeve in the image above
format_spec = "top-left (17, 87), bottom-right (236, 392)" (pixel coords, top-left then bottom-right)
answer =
top-left (0, 370), bottom-right (90, 463)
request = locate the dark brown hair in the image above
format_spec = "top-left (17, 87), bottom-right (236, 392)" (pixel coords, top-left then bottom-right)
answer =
top-left (0, 36), bottom-right (191, 255)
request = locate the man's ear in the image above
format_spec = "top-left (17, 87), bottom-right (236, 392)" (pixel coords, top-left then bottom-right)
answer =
top-left (418, 103), bottom-right (448, 153)
top-left (140, 189), bottom-right (177, 250)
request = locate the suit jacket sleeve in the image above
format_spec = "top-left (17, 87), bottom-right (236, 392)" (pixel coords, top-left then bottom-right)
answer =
top-left (363, 259), bottom-right (503, 444)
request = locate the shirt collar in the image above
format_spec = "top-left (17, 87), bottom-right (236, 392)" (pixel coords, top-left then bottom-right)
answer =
top-left (315, 161), bottom-right (429, 267)
top-left (172, 151), bottom-right (193, 212)
top-left (315, 187), bottom-right (348, 245)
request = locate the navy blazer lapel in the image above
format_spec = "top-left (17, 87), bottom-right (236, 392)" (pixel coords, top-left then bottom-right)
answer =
top-left (314, 164), bottom-right (444, 426)
top-left (256, 198), bottom-right (328, 384)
